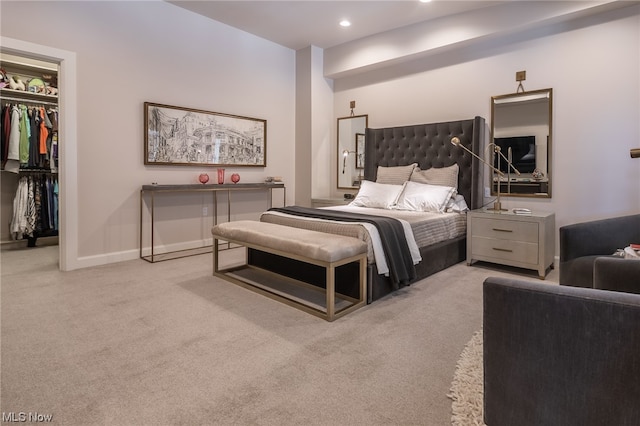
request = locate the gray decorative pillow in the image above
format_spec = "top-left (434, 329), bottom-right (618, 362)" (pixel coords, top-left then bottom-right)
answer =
top-left (375, 163), bottom-right (417, 185)
top-left (410, 164), bottom-right (459, 189)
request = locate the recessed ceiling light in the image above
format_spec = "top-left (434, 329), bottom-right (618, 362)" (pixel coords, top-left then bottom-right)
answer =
top-left (419, 0), bottom-right (432, 3)
top-left (340, 19), bottom-right (351, 27)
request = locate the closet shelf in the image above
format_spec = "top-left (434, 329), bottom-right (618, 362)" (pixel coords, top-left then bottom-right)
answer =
top-left (1, 59), bottom-right (57, 74)
top-left (1, 88), bottom-right (58, 103)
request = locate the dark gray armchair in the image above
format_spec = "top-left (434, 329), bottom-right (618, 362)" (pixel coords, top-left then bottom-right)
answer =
top-left (559, 213), bottom-right (640, 294)
top-left (483, 277), bottom-right (640, 426)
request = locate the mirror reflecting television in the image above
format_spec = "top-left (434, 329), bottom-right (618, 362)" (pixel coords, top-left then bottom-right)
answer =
top-left (494, 136), bottom-right (536, 174)
top-left (491, 88), bottom-right (552, 198)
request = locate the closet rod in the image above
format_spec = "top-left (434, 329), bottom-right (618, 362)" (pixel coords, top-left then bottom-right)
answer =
top-left (2, 96), bottom-right (58, 107)
top-left (17, 168), bottom-right (58, 175)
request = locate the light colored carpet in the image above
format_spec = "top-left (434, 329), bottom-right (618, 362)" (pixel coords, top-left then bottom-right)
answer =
top-left (1, 244), bottom-right (557, 425)
top-left (448, 330), bottom-right (485, 426)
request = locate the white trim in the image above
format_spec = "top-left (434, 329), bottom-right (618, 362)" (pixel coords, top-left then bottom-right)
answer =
top-left (76, 249), bottom-right (140, 269)
top-left (140, 238), bottom-right (214, 258)
top-left (77, 239), bottom-right (214, 269)
top-left (1, 37), bottom-right (79, 271)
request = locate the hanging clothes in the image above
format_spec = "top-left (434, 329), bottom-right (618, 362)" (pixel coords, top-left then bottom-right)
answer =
top-left (28, 107), bottom-right (40, 168)
top-left (53, 179), bottom-right (59, 230)
top-left (1, 105), bottom-right (11, 168)
top-left (2, 99), bottom-right (60, 245)
top-left (10, 174), bottom-right (59, 242)
top-left (44, 108), bottom-right (53, 170)
top-left (26, 177), bottom-right (36, 237)
top-left (10, 176), bottom-right (32, 238)
top-left (1, 103), bottom-right (58, 173)
top-left (4, 105), bottom-right (22, 173)
top-left (18, 104), bottom-right (29, 166)
top-left (39, 107), bottom-right (48, 156)
top-left (48, 108), bottom-right (58, 172)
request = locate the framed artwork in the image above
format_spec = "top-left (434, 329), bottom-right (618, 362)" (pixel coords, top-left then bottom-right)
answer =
top-left (144, 102), bottom-right (267, 167)
top-left (355, 133), bottom-right (365, 169)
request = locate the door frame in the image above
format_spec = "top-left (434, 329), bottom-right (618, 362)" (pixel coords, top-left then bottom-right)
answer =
top-left (1, 37), bottom-right (78, 271)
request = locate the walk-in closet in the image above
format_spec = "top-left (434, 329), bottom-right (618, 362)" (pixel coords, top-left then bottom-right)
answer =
top-left (1, 52), bottom-right (60, 259)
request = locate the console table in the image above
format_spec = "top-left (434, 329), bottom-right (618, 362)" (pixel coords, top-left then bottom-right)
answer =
top-left (140, 183), bottom-right (286, 262)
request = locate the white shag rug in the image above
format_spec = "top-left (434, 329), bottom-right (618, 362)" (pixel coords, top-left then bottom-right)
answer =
top-left (448, 329), bottom-right (486, 426)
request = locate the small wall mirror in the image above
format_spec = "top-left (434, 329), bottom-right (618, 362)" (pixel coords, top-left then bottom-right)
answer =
top-left (337, 114), bottom-right (368, 189)
top-left (491, 88), bottom-right (553, 198)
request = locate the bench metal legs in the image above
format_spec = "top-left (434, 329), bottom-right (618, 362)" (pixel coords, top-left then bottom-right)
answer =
top-left (213, 237), bottom-right (367, 321)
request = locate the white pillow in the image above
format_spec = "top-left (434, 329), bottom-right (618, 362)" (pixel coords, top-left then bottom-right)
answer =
top-left (350, 180), bottom-right (406, 209)
top-left (395, 181), bottom-right (457, 213)
top-left (445, 194), bottom-right (469, 213)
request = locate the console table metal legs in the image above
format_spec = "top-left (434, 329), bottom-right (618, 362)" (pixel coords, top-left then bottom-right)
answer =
top-left (139, 183), bottom-right (286, 263)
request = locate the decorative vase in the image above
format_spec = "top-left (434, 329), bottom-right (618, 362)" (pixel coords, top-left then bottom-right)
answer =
top-left (532, 168), bottom-right (544, 180)
top-left (217, 168), bottom-right (225, 184)
top-left (231, 173), bottom-right (240, 184)
top-left (198, 173), bottom-right (209, 184)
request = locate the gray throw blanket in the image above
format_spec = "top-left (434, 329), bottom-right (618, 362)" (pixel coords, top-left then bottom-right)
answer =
top-left (268, 206), bottom-right (417, 288)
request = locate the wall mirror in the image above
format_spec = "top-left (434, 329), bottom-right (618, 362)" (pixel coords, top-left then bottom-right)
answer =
top-left (337, 114), bottom-right (368, 189)
top-left (491, 88), bottom-right (553, 198)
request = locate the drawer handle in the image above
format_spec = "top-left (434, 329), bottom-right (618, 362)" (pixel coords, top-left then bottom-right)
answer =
top-left (492, 228), bottom-right (513, 233)
top-left (493, 247), bottom-right (513, 253)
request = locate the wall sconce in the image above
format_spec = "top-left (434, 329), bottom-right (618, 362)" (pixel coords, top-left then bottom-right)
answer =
top-left (631, 148), bottom-right (640, 158)
top-left (342, 150), bottom-right (355, 173)
top-left (516, 70), bottom-right (526, 93)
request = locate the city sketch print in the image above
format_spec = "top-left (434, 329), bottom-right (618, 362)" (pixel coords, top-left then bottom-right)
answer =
top-left (144, 102), bottom-right (266, 167)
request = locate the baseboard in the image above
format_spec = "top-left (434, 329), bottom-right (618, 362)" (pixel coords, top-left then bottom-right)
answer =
top-left (76, 249), bottom-right (139, 269)
top-left (140, 238), bottom-right (213, 257)
top-left (76, 238), bottom-right (214, 269)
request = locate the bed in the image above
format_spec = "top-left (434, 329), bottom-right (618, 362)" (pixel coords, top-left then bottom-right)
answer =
top-left (250, 116), bottom-right (485, 303)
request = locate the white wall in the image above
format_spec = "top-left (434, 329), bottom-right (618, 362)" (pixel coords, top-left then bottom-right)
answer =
top-left (1, 1), bottom-right (296, 268)
top-left (295, 45), bottom-right (334, 206)
top-left (327, 7), bottom-right (640, 255)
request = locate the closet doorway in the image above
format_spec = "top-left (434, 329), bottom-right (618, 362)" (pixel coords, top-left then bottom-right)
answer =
top-left (1, 53), bottom-right (60, 261)
top-left (1, 37), bottom-right (78, 271)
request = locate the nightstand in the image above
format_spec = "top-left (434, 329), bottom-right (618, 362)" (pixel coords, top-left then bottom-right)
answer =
top-left (311, 198), bottom-right (352, 208)
top-left (467, 209), bottom-right (555, 279)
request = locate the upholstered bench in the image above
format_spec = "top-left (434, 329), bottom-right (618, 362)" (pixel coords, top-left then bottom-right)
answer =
top-left (212, 220), bottom-right (367, 321)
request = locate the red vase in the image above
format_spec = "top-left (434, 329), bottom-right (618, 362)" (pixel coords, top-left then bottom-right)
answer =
top-left (231, 173), bottom-right (240, 184)
top-left (198, 173), bottom-right (209, 184)
top-left (217, 169), bottom-right (225, 184)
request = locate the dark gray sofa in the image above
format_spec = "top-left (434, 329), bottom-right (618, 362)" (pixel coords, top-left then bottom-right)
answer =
top-left (559, 213), bottom-right (640, 293)
top-left (483, 277), bottom-right (640, 426)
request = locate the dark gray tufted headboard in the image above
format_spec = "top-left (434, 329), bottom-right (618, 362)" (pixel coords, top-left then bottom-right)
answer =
top-left (364, 116), bottom-right (485, 210)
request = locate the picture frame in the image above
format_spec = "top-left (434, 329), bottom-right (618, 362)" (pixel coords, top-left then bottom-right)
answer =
top-left (144, 102), bottom-right (267, 167)
top-left (355, 133), bottom-right (365, 169)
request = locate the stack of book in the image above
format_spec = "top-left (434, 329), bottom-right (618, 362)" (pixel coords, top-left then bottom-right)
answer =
top-left (512, 208), bottom-right (532, 215)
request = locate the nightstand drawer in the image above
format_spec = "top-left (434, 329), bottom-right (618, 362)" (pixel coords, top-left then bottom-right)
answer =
top-left (471, 236), bottom-right (539, 264)
top-left (471, 217), bottom-right (538, 243)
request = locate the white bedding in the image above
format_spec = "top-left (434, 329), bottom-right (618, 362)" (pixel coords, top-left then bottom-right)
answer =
top-left (260, 205), bottom-right (466, 276)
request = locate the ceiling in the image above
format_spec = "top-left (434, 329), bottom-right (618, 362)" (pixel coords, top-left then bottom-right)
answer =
top-left (168, 1), bottom-right (507, 50)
